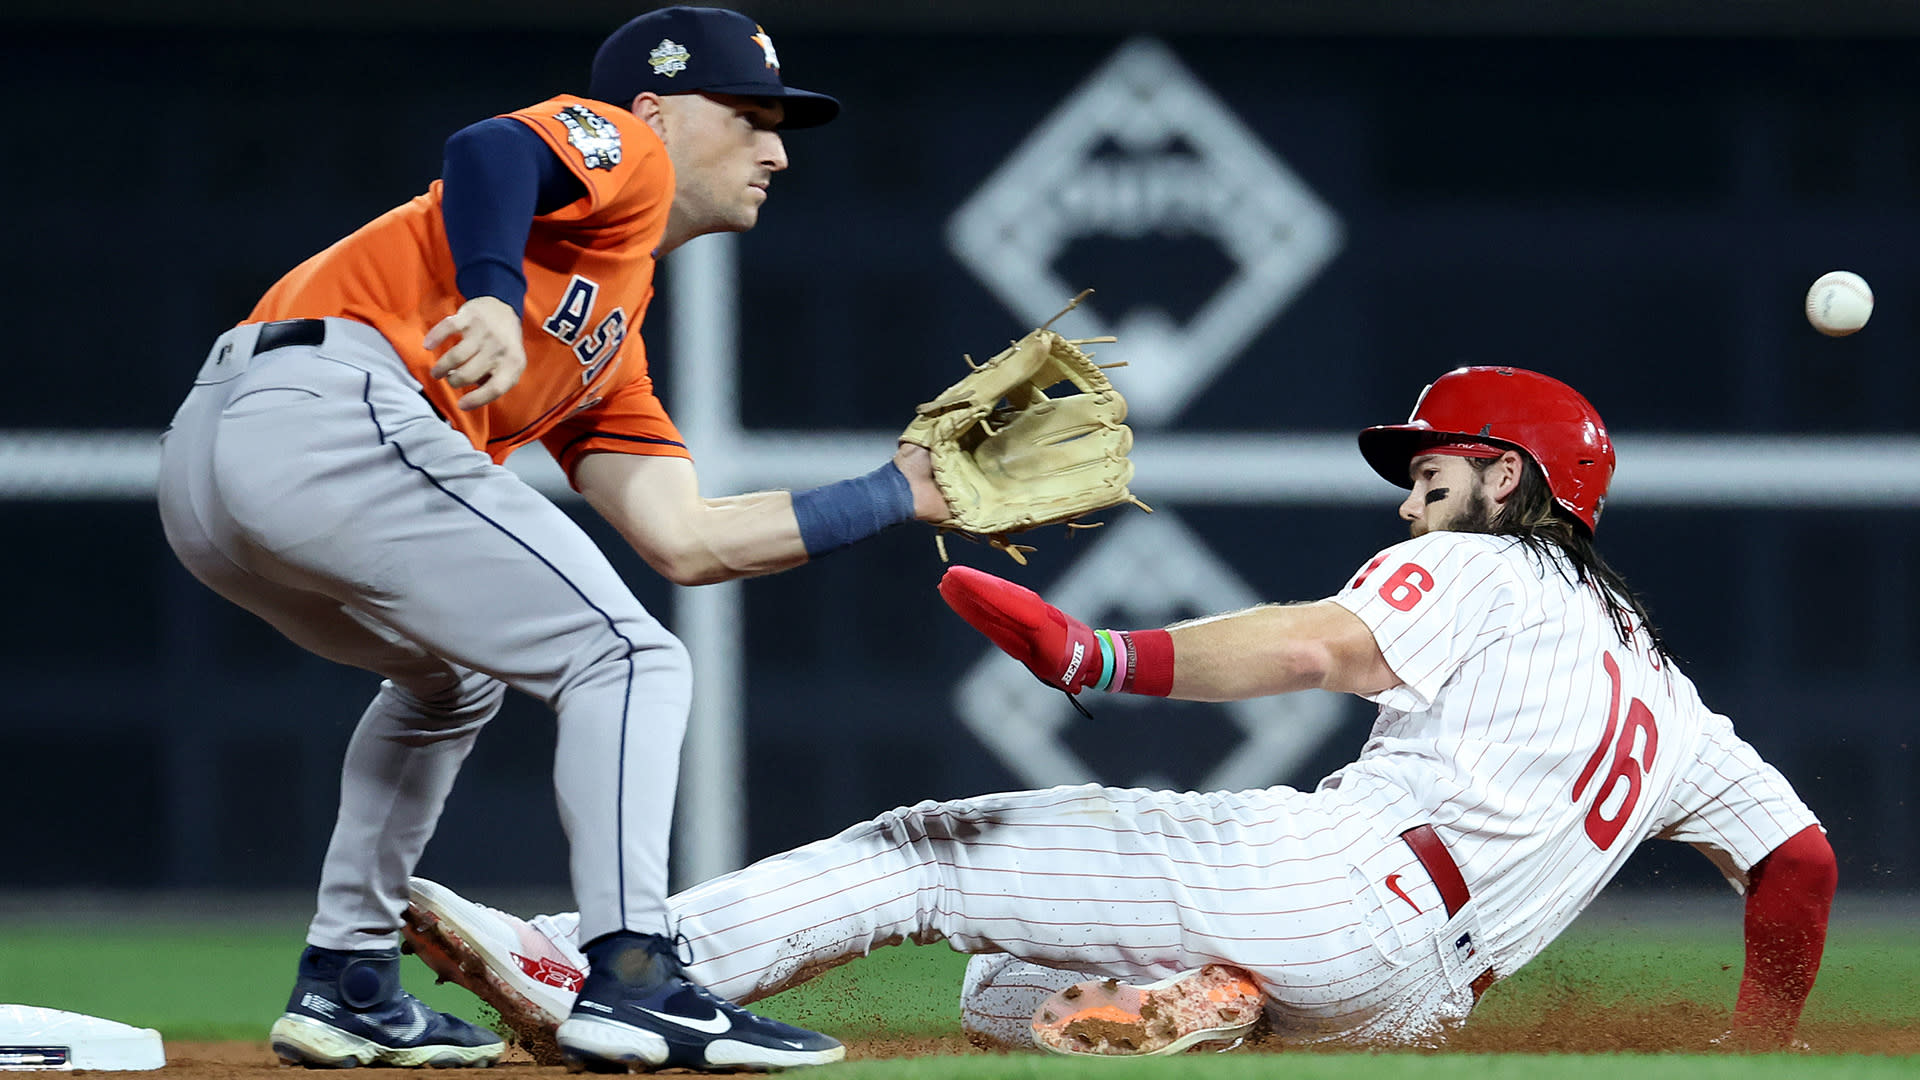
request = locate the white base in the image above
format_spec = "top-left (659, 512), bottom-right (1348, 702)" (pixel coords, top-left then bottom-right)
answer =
top-left (0, 1006), bottom-right (165, 1071)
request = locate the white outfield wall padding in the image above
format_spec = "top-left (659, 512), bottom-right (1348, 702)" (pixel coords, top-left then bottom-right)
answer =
top-left (4, 429), bottom-right (1919, 507)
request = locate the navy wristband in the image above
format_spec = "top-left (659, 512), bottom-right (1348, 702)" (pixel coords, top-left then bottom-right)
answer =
top-left (791, 461), bottom-right (916, 558)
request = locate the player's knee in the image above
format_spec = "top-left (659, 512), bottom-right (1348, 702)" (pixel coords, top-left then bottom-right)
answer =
top-left (381, 674), bottom-right (507, 733)
top-left (564, 630), bottom-right (691, 708)
top-left (622, 632), bottom-right (690, 687)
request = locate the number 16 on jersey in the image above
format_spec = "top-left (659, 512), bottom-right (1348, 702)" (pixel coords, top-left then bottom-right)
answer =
top-left (1573, 653), bottom-right (1660, 851)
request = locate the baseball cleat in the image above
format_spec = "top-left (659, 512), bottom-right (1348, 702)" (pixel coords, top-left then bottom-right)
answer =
top-left (1030, 963), bottom-right (1264, 1057)
top-left (556, 932), bottom-right (844, 1072)
top-left (269, 945), bottom-right (504, 1068)
top-left (402, 876), bottom-right (583, 1063)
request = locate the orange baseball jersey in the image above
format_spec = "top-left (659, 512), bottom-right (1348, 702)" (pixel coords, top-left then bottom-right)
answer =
top-left (247, 94), bottom-right (689, 477)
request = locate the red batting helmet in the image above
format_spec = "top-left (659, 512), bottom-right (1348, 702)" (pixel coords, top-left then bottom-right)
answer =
top-left (1358, 366), bottom-right (1616, 532)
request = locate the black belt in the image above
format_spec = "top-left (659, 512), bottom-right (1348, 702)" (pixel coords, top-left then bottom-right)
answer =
top-left (1401, 824), bottom-right (1498, 1002)
top-left (252, 318), bottom-right (326, 357)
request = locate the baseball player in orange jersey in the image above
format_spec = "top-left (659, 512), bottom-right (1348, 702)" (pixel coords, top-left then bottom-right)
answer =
top-left (399, 367), bottom-right (1836, 1056)
top-left (156, 7), bottom-right (950, 1072)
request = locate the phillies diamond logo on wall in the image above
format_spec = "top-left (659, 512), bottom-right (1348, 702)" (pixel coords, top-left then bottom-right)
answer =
top-left (952, 512), bottom-right (1348, 792)
top-left (947, 38), bottom-right (1343, 425)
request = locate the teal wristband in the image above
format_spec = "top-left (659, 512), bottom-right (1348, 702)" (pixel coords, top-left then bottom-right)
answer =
top-left (1093, 630), bottom-right (1118, 692)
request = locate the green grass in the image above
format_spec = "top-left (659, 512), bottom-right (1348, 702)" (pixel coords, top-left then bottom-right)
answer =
top-left (0, 921), bottom-right (358, 1041)
top-left (1, 904), bottom-right (1914, 1073)
top-left (1472, 925), bottom-right (1920, 1025)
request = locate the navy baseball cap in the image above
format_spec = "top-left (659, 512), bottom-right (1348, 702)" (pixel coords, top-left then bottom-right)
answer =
top-left (589, 6), bottom-right (840, 129)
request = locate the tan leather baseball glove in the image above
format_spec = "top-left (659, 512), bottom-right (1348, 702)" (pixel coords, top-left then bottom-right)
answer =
top-left (902, 293), bottom-right (1147, 564)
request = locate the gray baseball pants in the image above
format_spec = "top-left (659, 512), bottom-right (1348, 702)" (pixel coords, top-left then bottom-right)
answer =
top-left (157, 317), bottom-right (688, 950)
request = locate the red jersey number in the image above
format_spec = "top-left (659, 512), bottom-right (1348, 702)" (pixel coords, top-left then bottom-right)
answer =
top-left (1572, 652), bottom-right (1661, 851)
top-left (1351, 554), bottom-right (1389, 590)
top-left (1377, 563), bottom-right (1435, 612)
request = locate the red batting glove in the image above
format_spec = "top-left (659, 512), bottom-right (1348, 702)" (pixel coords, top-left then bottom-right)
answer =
top-left (939, 566), bottom-right (1102, 693)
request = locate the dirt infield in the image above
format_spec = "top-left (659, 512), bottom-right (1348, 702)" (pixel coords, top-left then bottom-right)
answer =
top-left (157, 1010), bottom-right (1920, 1077)
top-left (160, 1037), bottom-right (980, 1077)
top-left (1436, 1005), bottom-right (1920, 1055)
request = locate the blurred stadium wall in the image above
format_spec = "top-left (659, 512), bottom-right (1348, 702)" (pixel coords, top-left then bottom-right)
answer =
top-left (1, 3), bottom-right (1914, 899)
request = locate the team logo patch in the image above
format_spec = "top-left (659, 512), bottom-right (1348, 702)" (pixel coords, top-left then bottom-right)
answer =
top-left (554, 104), bottom-right (621, 171)
top-left (649, 38), bottom-right (690, 77)
top-left (751, 26), bottom-right (780, 69)
top-left (514, 952), bottom-right (586, 992)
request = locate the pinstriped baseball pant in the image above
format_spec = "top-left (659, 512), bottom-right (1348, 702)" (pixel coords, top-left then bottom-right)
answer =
top-left (661, 783), bottom-right (1480, 1046)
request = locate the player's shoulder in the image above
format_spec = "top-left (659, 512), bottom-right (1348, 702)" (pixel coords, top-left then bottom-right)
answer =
top-left (1378, 530), bottom-right (1522, 567)
top-left (505, 94), bottom-right (665, 175)
top-left (1342, 530), bottom-right (1528, 597)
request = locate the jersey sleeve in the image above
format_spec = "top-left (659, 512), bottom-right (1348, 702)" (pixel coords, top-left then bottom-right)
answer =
top-left (503, 96), bottom-right (671, 230)
top-left (1645, 702), bottom-right (1822, 893)
top-left (540, 374), bottom-right (692, 486)
top-left (1330, 533), bottom-right (1524, 711)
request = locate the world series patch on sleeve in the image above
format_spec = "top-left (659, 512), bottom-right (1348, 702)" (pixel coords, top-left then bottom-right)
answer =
top-left (901, 291), bottom-right (1149, 564)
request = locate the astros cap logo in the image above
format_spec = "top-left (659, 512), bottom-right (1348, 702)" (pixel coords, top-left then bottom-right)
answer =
top-left (751, 26), bottom-right (780, 70)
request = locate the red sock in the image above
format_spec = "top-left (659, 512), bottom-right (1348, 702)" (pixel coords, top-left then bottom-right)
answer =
top-left (1731, 824), bottom-right (1836, 1046)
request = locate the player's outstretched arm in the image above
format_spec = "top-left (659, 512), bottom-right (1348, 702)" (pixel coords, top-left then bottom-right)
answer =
top-left (1727, 824), bottom-right (1837, 1048)
top-left (1166, 601), bottom-right (1400, 700)
top-left (575, 450), bottom-right (946, 586)
top-left (938, 567), bottom-right (1400, 701)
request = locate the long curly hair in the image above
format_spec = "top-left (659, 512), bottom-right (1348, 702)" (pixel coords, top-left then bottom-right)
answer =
top-left (1472, 454), bottom-right (1675, 668)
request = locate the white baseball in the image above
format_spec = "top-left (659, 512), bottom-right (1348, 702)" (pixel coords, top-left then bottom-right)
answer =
top-left (1805, 270), bottom-right (1873, 337)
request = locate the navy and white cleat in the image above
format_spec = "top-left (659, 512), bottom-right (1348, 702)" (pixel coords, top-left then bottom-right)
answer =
top-left (269, 945), bottom-right (505, 1068)
top-left (556, 933), bottom-right (844, 1073)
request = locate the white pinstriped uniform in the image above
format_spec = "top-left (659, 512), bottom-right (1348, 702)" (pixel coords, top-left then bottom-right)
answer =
top-left (524, 531), bottom-right (1819, 1047)
top-left (1327, 532), bottom-right (1817, 973)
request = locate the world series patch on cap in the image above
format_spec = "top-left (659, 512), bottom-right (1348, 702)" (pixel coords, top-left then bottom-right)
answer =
top-left (589, 6), bottom-right (839, 128)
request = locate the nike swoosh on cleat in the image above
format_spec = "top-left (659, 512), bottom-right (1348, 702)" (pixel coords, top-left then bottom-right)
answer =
top-left (379, 1010), bottom-right (431, 1044)
top-left (634, 1006), bottom-right (732, 1035)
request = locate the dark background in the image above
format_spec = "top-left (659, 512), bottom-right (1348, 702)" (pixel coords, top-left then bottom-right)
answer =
top-left (0, 3), bottom-right (1914, 902)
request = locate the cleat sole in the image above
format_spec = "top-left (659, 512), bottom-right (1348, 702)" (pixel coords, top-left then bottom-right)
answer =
top-left (268, 1014), bottom-right (503, 1069)
top-left (1031, 964), bottom-right (1262, 1057)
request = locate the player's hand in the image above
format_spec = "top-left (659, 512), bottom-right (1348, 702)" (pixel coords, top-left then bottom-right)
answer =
top-left (894, 442), bottom-right (953, 523)
top-left (426, 296), bottom-right (526, 411)
top-left (939, 566), bottom-right (1100, 693)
